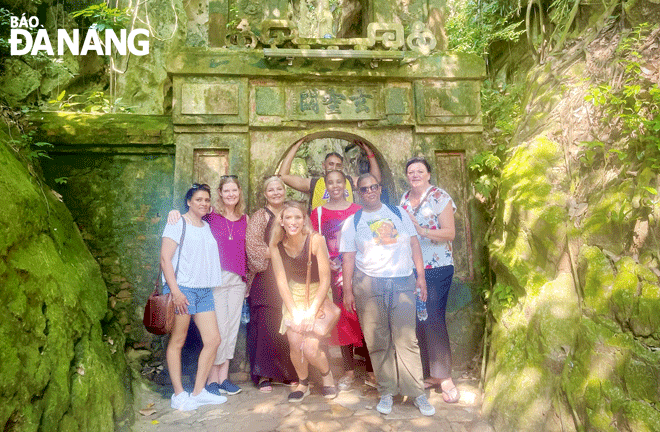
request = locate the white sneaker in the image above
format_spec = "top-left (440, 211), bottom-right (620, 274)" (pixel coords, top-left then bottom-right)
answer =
top-left (376, 394), bottom-right (393, 415)
top-left (189, 388), bottom-right (228, 408)
top-left (337, 374), bottom-right (355, 391)
top-left (171, 392), bottom-right (196, 411)
top-left (414, 394), bottom-right (436, 416)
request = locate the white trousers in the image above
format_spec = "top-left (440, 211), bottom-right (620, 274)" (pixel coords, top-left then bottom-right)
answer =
top-left (213, 272), bottom-right (247, 365)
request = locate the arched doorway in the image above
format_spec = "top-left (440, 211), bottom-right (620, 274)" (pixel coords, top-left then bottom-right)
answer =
top-left (276, 132), bottom-right (396, 206)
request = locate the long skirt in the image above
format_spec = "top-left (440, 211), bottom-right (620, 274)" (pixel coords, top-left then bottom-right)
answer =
top-left (247, 272), bottom-right (297, 385)
top-left (329, 269), bottom-right (364, 347)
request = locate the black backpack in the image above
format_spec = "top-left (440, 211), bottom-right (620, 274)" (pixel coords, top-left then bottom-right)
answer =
top-left (353, 203), bottom-right (403, 230)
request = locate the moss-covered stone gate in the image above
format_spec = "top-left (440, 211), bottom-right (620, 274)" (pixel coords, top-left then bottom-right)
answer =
top-left (29, 0), bottom-right (487, 406)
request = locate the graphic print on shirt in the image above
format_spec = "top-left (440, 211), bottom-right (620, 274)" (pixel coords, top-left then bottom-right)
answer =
top-left (367, 218), bottom-right (399, 245)
top-left (321, 189), bottom-right (350, 201)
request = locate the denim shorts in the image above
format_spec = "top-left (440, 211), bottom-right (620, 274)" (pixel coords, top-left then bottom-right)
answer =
top-left (163, 285), bottom-right (215, 315)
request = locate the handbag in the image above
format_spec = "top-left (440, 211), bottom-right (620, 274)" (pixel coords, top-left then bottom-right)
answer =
top-left (305, 233), bottom-right (340, 338)
top-left (143, 218), bottom-right (186, 335)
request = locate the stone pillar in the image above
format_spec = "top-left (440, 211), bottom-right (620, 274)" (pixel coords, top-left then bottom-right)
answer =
top-left (236, 0), bottom-right (290, 34)
top-left (427, 0), bottom-right (448, 51)
top-left (371, 0), bottom-right (426, 26)
top-left (209, 0), bottom-right (228, 47)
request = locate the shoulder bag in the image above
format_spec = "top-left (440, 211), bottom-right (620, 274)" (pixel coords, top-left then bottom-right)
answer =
top-left (143, 218), bottom-right (187, 335)
top-left (306, 233), bottom-right (340, 338)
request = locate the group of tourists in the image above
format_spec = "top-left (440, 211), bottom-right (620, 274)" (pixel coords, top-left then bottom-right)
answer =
top-left (158, 138), bottom-right (459, 416)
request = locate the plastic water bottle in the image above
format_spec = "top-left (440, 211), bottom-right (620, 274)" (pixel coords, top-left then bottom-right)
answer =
top-left (416, 288), bottom-right (428, 321)
top-left (241, 300), bottom-right (250, 324)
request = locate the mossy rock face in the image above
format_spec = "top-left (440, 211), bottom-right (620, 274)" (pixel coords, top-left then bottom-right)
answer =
top-left (561, 318), bottom-right (660, 431)
top-left (40, 152), bottom-right (175, 343)
top-left (578, 245), bottom-right (615, 315)
top-left (0, 131), bottom-right (130, 431)
top-left (490, 136), bottom-right (568, 292)
top-left (485, 108), bottom-right (660, 431)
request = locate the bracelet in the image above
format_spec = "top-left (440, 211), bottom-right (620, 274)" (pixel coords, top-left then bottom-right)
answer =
top-left (367, 153), bottom-right (376, 159)
top-left (425, 228), bottom-right (430, 237)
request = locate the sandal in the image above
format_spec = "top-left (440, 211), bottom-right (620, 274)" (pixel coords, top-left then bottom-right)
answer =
top-left (288, 378), bottom-right (310, 403)
top-left (441, 385), bottom-right (460, 404)
top-left (257, 378), bottom-right (273, 393)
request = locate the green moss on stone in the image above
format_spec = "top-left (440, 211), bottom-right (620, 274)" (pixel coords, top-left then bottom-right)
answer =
top-left (0, 129), bottom-right (129, 431)
top-left (578, 246), bottom-right (615, 314)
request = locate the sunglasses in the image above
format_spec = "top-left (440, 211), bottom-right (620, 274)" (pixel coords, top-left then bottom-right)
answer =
top-left (191, 183), bottom-right (211, 192)
top-left (221, 175), bottom-right (238, 180)
top-left (358, 184), bottom-right (380, 194)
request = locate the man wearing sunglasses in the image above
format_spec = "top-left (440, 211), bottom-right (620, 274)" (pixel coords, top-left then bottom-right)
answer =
top-left (278, 137), bottom-right (382, 211)
top-left (338, 174), bottom-right (434, 417)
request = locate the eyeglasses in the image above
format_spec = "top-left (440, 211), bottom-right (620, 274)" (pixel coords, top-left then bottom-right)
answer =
top-left (358, 184), bottom-right (380, 194)
top-left (191, 183), bottom-right (211, 192)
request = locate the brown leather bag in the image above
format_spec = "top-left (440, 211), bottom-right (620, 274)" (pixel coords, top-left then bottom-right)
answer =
top-left (143, 219), bottom-right (186, 335)
top-left (306, 234), bottom-right (340, 338)
top-left (143, 282), bottom-right (174, 335)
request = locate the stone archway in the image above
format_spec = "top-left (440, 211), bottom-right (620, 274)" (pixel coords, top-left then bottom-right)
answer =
top-left (168, 46), bottom-right (487, 372)
top-left (275, 131), bottom-right (397, 205)
top-left (247, 126), bottom-right (415, 211)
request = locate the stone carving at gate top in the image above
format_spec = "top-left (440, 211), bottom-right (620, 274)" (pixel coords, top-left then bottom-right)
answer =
top-left (227, 19), bottom-right (437, 57)
top-left (294, 86), bottom-right (378, 120)
top-left (406, 21), bottom-right (437, 55)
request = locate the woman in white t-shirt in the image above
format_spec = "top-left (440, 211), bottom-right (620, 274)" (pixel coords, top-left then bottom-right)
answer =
top-left (339, 173), bottom-right (436, 417)
top-left (160, 184), bottom-right (227, 411)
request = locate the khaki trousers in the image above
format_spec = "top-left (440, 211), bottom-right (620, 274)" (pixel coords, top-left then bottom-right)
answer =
top-left (353, 269), bottom-right (424, 398)
top-left (213, 272), bottom-right (247, 364)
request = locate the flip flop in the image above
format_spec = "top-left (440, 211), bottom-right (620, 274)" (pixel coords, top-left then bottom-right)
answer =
top-left (441, 385), bottom-right (460, 404)
top-left (258, 378), bottom-right (273, 393)
top-left (424, 381), bottom-right (441, 390)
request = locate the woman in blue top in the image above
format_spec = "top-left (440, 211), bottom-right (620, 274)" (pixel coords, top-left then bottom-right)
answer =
top-left (161, 183), bottom-right (228, 411)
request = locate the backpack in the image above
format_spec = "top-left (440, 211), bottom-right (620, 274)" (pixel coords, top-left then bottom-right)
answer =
top-left (353, 203), bottom-right (403, 230)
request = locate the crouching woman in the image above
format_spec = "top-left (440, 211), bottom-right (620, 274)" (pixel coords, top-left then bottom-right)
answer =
top-left (270, 201), bottom-right (338, 402)
top-left (161, 183), bottom-right (228, 411)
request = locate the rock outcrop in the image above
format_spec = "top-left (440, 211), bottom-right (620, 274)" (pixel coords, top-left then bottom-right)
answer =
top-left (0, 128), bottom-right (130, 431)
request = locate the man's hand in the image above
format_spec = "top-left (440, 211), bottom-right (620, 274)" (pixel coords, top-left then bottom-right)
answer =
top-left (343, 290), bottom-right (357, 314)
top-left (416, 276), bottom-right (427, 302)
top-left (355, 140), bottom-right (373, 156)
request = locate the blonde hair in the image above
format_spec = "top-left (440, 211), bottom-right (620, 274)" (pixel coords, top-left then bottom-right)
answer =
top-left (269, 200), bottom-right (314, 247)
top-left (216, 176), bottom-right (246, 217)
top-left (263, 175), bottom-right (285, 190)
top-left (261, 175), bottom-right (286, 207)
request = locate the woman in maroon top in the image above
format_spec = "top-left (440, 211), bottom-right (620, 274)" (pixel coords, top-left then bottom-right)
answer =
top-left (270, 200), bottom-right (335, 402)
top-left (310, 170), bottom-right (376, 391)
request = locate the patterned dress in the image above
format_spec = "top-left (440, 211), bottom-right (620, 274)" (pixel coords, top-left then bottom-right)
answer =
top-left (311, 203), bottom-right (364, 346)
top-left (245, 208), bottom-right (297, 385)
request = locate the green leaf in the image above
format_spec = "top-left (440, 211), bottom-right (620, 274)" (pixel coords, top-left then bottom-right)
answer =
top-left (643, 187), bottom-right (658, 196)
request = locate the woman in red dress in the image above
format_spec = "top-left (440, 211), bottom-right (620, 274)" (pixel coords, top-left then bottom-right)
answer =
top-left (311, 170), bottom-right (375, 391)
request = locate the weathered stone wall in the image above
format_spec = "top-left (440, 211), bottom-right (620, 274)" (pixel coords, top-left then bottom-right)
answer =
top-left (33, 114), bottom-right (176, 348)
top-left (482, 32), bottom-right (660, 432)
top-left (40, 152), bottom-right (176, 344)
top-left (0, 128), bottom-right (130, 431)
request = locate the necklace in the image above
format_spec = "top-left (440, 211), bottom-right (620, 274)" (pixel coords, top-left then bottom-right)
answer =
top-left (225, 217), bottom-right (235, 240)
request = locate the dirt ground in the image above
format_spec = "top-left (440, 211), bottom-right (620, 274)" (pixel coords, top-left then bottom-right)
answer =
top-left (131, 347), bottom-right (494, 432)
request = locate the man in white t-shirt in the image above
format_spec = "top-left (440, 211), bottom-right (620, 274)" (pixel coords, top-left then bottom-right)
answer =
top-left (339, 174), bottom-right (435, 417)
